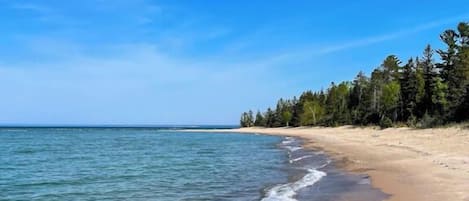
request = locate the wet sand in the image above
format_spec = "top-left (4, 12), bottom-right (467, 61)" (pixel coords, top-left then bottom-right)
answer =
top-left (189, 126), bottom-right (469, 201)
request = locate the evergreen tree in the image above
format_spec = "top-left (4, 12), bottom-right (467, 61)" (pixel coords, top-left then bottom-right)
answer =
top-left (289, 96), bottom-right (301, 127)
top-left (350, 71), bottom-right (370, 124)
top-left (273, 99), bottom-right (288, 127)
top-left (240, 111), bottom-right (254, 127)
top-left (421, 45), bottom-right (438, 115)
top-left (455, 22), bottom-right (469, 120)
top-left (437, 30), bottom-right (458, 82)
top-left (368, 69), bottom-right (385, 123)
top-left (264, 108), bottom-right (275, 127)
top-left (381, 55), bottom-right (401, 82)
top-left (400, 58), bottom-right (418, 121)
top-left (325, 82), bottom-right (351, 126)
top-left (415, 57), bottom-right (426, 112)
top-left (438, 29), bottom-right (462, 115)
top-left (432, 77), bottom-right (449, 117)
top-left (254, 111), bottom-right (265, 126)
top-left (241, 22), bottom-right (469, 128)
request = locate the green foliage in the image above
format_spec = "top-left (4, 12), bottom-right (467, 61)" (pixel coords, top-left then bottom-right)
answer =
top-left (379, 116), bottom-right (393, 128)
top-left (324, 82), bottom-right (352, 126)
top-left (240, 110), bottom-right (254, 127)
top-left (381, 81), bottom-right (400, 112)
top-left (421, 45), bottom-right (438, 115)
top-left (381, 55), bottom-right (401, 82)
top-left (407, 115), bottom-right (418, 127)
top-left (432, 77), bottom-right (448, 116)
top-left (417, 113), bottom-right (442, 128)
top-left (264, 108), bottom-right (275, 127)
top-left (380, 81), bottom-right (400, 123)
top-left (400, 58), bottom-right (418, 121)
top-left (254, 111), bottom-right (265, 127)
top-left (415, 60), bottom-right (426, 107)
top-left (300, 100), bottom-right (324, 126)
top-left (282, 111), bottom-right (293, 127)
top-left (241, 22), bottom-right (469, 128)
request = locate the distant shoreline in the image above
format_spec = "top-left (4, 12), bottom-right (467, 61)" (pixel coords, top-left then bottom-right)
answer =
top-left (185, 126), bottom-right (469, 201)
top-left (0, 125), bottom-right (238, 129)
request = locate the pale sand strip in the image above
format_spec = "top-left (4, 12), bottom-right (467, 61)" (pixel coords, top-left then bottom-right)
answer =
top-left (188, 127), bottom-right (469, 201)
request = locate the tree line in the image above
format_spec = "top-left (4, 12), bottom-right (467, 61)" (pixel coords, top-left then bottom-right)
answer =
top-left (240, 22), bottom-right (469, 128)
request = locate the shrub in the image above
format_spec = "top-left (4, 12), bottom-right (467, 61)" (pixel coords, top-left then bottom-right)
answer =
top-left (418, 113), bottom-right (445, 128)
top-left (379, 116), bottom-right (393, 128)
top-left (406, 115), bottom-right (418, 128)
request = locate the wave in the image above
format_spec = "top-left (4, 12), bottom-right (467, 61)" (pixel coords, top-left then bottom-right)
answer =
top-left (282, 139), bottom-right (295, 145)
top-left (289, 155), bottom-right (313, 163)
top-left (261, 168), bottom-right (326, 201)
top-left (285, 146), bottom-right (303, 152)
top-left (2, 129), bottom-right (28, 132)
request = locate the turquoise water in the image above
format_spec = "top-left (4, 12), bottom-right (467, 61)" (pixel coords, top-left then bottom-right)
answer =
top-left (0, 128), bottom-right (288, 201)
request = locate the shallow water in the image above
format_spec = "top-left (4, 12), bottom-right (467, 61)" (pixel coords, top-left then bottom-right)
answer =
top-left (0, 128), bottom-right (387, 201)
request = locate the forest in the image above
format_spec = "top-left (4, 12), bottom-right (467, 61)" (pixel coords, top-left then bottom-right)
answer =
top-left (240, 22), bottom-right (469, 128)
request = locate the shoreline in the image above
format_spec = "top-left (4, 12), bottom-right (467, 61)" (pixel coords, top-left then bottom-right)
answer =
top-left (185, 126), bottom-right (469, 201)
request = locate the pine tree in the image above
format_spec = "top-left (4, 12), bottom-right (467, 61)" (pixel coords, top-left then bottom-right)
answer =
top-left (421, 45), bottom-right (437, 115)
top-left (289, 96), bottom-right (301, 127)
top-left (324, 82), bottom-right (351, 126)
top-left (432, 77), bottom-right (448, 117)
top-left (242, 22), bottom-right (469, 128)
top-left (350, 71), bottom-right (370, 124)
top-left (437, 30), bottom-right (458, 82)
top-left (247, 110), bottom-right (254, 127)
top-left (254, 111), bottom-right (265, 126)
top-left (368, 69), bottom-right (385, 123)
top-left (240, 112), bottom-right (253, 127)
top-left (455, 22), bottom-right (469, 120)
top-left (264, 108), bottom-right (275, 127)
top-left (437, 22), bottom-right (469, 120)
top-left (381, 55), bottom-right (401, 82)
top-left (415, 57), bottom-right (426, 113)
top-left (400, 58), bottom-right (418, 121)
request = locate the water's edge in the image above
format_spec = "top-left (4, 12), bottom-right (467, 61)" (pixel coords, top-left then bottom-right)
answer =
top-left (256, 134), bottom-right (389, 201)
top-left (259, 136), bottom-right (327, 201)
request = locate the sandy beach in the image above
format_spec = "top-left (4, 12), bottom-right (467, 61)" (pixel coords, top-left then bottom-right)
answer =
top-left (192, 126), bottom-right (469, 201)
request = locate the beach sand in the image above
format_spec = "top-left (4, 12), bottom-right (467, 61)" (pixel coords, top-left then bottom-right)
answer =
top-left (191, 126), bottom-right (469, 201)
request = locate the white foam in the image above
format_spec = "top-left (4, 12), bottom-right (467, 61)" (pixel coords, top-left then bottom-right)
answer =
top-left (282, 139), bottom-right (294, 145)
top-left (261, 169), bottom-right (326, 201)
top-left (317, 160), bottom-right (331, 169)
top-left (289, 155), bottom-right (313, 163)
top-left (285, 146), bottom-right (303, 152)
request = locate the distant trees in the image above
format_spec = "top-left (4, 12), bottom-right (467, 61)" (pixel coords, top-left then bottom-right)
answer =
top-left (239, 110), bottom-right (254, 127)
top-left (253, 111), bottom-right (265, 126)
top-left (240, 22), bottom-right (469, 128)
top-left (301, 100), bottom-right (324, 126)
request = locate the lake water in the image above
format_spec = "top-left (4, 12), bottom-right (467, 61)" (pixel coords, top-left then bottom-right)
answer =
top-left (0, 128), bottom-right (386, 201)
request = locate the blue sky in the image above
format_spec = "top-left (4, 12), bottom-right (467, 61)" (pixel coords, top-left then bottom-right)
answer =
top-left (0, 0), bottom-right (468, 125)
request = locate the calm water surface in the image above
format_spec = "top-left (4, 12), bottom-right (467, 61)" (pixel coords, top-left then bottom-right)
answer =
top-left (0, 128), bottom-right (387, 201)
top-left (0, 128), bottom-right (287, 201)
